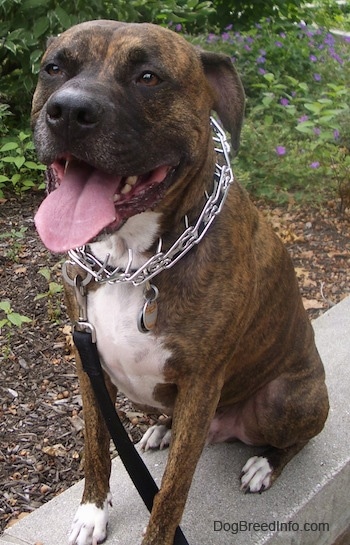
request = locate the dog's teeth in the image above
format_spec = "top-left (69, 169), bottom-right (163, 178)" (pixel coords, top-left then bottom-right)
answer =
top-left (113, 194), bottom-right (121, 202)
top-left (121, 183), bottom-right (132, 195)
top-left (126, 175), bottom-right (138, 186)
top-left (64, 160), bottom-right (69, 174)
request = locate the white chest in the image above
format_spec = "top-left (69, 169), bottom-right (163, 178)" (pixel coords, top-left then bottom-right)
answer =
top-left (87, 283), bottom-right (170, 410)
top-left (85, 212), bottom-right (171, 410)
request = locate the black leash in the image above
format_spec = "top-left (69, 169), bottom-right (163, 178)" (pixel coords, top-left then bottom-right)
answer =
top-left (73, 327), bottom-right (189, 545)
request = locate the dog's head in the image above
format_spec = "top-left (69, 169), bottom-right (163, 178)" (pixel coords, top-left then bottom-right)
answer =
top-left (32, 20), bottom-right (245, 253)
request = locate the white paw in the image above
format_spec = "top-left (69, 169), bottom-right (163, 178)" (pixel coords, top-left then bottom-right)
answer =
top-left (240, 456), bottom-right (272, 493)
top-left (138, 424), bottom-right (171, 451)
top-left (68, 493), bottom-right (112, 545)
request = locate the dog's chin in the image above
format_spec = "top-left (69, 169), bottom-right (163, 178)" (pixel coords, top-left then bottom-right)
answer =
top-left (37, 155), bottom-right (177, 252)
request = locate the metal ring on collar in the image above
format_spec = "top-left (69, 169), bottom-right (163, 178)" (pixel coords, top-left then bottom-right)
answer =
top-left (62, 260), bottom-right (93, 287)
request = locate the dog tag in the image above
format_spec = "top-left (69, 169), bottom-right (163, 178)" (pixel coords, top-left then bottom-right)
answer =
top-left (137, 283), bottom-right (159, 333)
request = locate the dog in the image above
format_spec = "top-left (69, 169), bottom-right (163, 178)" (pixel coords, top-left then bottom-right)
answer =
top-left (31, 20), bottom-right (329, 545)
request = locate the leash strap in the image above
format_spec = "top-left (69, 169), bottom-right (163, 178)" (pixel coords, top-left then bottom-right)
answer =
top-left (73, 328), bottom-right (189, 545)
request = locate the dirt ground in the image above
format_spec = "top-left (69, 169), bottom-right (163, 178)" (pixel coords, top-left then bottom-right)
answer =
top-left (0, 191), bottom-right (349, 533)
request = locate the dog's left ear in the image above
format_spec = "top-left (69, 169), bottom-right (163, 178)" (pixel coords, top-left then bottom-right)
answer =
top-left (200, 51), bottom-right (245, 154)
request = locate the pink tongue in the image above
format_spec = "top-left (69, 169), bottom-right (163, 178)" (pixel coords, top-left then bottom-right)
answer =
top-left (35, 163), bottom-right (121, 253)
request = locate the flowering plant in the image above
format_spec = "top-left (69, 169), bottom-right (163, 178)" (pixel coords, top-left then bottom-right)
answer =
top-left (194, 19), bottom-right (350, 203)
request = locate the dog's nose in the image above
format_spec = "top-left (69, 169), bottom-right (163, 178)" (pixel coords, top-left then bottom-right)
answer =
top-left (46, 88), bottom-right (102, 135)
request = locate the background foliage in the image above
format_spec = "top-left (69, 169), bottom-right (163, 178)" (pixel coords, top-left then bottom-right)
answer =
top-left (0, 0), bottom-right (349, 203)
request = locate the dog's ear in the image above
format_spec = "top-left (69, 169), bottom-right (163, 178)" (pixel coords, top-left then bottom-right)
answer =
top-left (200, 51), bottom-right (245, 155)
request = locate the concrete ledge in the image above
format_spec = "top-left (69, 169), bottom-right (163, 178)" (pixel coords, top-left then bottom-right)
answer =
top-left (1, 297), bottom-right (349, 545)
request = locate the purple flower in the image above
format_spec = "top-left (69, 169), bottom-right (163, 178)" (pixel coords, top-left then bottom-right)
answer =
top-left (310, 162), bottom-right (320, 169)
top-left (313, 73), bottom-right (321, 81)
top-left (259, 49), bottom-right (267, 56)
top-left (207, 33), bottom-right (218, 43)
top-left (280, 32), bottom-right (286, 38)
top-left (175, 24), bottom-right (182, 32)
top-left (257, 56), bottom-right (266, 64)
top-left (334, 129), bottom-right (340, 140)
top-left (225, 24), bottom-right (233, 31)
top-left (298, 115), bottom-right (309, 123)
top-left (275, 146), bottom-right (286, 156)
top-left (275, 41), bottom-right (283, 48)
top-left (280, 98), bottom-right (289, 106)
top-left (221, 32), bottom-right (231, 42)
top-left (309, 55), bottom-right (317, 62)
top-left (324, 34), bottom-right (335, 46)
top-left (314, 128), bottom-right (321, 136)
top-left (258, 68), bottom-right (267, 75)
top-left (330, 51), bottom-right (344, 64)
top-left (244, 45), bottom-right (252, 52)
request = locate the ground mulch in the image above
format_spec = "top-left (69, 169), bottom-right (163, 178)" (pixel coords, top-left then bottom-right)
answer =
top-left (0, 191), bottom-right (349, 533)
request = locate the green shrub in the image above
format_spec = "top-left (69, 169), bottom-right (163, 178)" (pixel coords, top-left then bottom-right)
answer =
top-left (210, 0), bottom-right (304, 31)
top-left (0, 132), bottom-right (45, 197)
top-left (192, 20), bottom-right (350, 202)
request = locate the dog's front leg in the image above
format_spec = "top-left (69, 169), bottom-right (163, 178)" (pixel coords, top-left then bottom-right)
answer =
top-left (69, 350), bottom-right (117, 545)
top-left (64, 278), bottom-right (116, 545)
top-left (142, 374), bottom-right (223, 545)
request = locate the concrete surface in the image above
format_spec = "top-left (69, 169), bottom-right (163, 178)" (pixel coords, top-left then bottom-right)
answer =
top-left (1, 297), bottom-right (349, 545)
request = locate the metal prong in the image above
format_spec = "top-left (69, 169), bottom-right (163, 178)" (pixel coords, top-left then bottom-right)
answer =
top-left (125, 248), bottom-right (134, 275)
top-left (157, 238), bottom-right (163, 253)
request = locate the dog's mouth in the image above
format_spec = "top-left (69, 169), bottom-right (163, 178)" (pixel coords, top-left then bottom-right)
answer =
top-left (34, 155), bottom-right (174, 253)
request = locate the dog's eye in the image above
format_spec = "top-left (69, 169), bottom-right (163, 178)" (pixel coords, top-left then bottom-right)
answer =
top-left (137, 71), bottom-right (161, 87)
top-left (45, 64), bottom-right (63, 77)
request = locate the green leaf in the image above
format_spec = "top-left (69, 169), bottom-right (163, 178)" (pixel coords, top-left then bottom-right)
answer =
top-left (263, 73), bottom-right (275, 83)
top-left (22, 0), bottom-right (50, 9)
top-left (304, 103), bottom-right (323, 114)
top-left (298, 83), bottom-right (309, 92)
top-left (0, 175), bottom-right (10, 182)
top-left (0, 142), bottom-right (18, 152)
top-left (39, 267), bottom-right (51, 281)
top-left (4, 41), bottom-right (17, 55)
top-left (11, 174), bottom-right (21, 184)
top-left (264, 115), bottom-right (274, 126)
top-left (49, 282), bottom-right (63, 295)
top-left (33, 17), bottom-right (49, 38)
top-left (0, 301), bottom-right (11, 314)
top-left (262, 96), bottom-right (274, 107)
top-left (0, 318), bottom-right (8, 329)
top-left (54, 6), bottom-right (72, 28)
top-left (295, 121), bottom-right (314, 134)
top-left (23, 75), bottom-right (34, 92)
top-left (8, 313), bottom-right (32, 326)
top-left (14, 156), bottom-right (26, 169)
top-left (2, 156), bottom-right (17, 164)
top-left (19, 132), bottom-right (31, 142)
top-left (34, 292), bottom-right (48, 301)
top-left (24, 161), bottom-right (43, 169)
